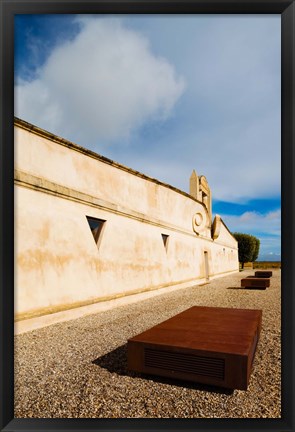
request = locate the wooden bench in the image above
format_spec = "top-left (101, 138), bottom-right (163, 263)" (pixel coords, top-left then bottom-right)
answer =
top-left (255, 270), bottom-right (273, 278)
top-left (128, 306), bottom-right (262, 390)
top-left (241, 277), bottom-right (270, 289)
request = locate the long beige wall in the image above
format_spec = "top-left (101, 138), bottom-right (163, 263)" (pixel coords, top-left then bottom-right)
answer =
top-left (15, 123), bottom-right (211, 238)
top-left (14, 119), bottom-right (239, 320)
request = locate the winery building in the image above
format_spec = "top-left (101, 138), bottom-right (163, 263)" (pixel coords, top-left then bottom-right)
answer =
top-left (14, 117), bottom-right (239, 332)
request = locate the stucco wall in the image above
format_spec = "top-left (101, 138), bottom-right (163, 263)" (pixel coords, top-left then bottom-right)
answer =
top-left (14, 119), bottom-right (239, 320)
top-left (14, 124), bottom-right (212, 238)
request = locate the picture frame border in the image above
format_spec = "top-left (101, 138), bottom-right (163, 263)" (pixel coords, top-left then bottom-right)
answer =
top-left (1, 1), bottom-right (294, 431)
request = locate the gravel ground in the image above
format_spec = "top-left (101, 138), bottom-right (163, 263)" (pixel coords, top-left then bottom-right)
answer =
top-left (14, 269), bottom-right (281, 418)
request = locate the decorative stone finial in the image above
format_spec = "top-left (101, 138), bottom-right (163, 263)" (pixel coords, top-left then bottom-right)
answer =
top-left (190, 170), bottom-right (199, 200)
top-left (211, 214), bottom-right (221, 239)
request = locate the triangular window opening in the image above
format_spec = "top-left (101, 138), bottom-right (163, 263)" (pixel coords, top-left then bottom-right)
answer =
top-left (161, 234), bottom-right (169, 251)
top-left (86, 216), bottom-right (106, 247)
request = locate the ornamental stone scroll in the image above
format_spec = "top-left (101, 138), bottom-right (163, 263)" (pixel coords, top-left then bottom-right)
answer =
top-left (192, 209), bottom-right (208, 235)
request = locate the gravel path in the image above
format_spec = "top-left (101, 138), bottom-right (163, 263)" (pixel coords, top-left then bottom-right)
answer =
top-left (14, 269), bottom-right (281, 418)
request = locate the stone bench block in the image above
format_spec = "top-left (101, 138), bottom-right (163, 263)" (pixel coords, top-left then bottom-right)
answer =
top-left (241, 277), bottom-right (270, 289)
top-left (128, 306), bottom-right (262, 390)
top-left (255, 271), bottom-right (273, 278)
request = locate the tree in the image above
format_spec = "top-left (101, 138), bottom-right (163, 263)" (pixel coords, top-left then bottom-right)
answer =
top-left (233, 232), bottom-right (258, 269)
top-left (251, 236), bottom-right (260, 262)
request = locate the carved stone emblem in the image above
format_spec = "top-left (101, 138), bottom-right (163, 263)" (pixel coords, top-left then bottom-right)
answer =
top-left (192, 211), bottom-right (207, 234)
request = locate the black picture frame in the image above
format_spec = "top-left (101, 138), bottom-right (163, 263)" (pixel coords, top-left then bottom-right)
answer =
top-left (0, 1), bottom-right (294, 431)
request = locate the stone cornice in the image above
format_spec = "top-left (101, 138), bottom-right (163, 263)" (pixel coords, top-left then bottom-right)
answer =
top-left (15, 169), bottom-right (211, 241)
top-left (14, 117), bottom-right (208, 211)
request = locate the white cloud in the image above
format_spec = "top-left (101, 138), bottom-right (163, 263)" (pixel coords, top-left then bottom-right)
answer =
top-left (15, 17), bottom-right (185, 146)
top-left (220, 209), bottom-right (281, 237)
top-left (219, 209), bottom-right (281, 259)
top-left (173, 109), bottom-right (281, 201)
top-left (140, 16), bottom-right (281, 202)
top-left (14, 15), bottom-right (280, 204)
top-left (256, 239), bottom-right (281, 260)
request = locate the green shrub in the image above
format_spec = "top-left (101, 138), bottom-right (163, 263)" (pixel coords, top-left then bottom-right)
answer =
top-left (251, 236), bottom-right (260, 262)
top-left (233, 232), bottom-right (258, 269)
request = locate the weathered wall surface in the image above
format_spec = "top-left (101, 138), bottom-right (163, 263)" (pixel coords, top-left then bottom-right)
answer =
top-left (14, 125), bottom-right (212, 238)
top-left (14, 119), bottom-right (239, 321)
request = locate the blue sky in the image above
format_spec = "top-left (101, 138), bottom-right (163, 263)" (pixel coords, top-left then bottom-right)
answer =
top-left (14, 14), bottom-right (281, 261)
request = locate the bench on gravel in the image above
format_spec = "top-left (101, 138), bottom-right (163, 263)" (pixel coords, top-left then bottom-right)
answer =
top-left (241, 277), bottom-right (270, 290)
top-left (254, 270), bottom-right (273, 278)
top-left (128, 306), bottom-right (262, 390)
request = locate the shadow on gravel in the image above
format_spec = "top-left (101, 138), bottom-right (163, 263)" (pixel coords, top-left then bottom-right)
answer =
top-left (92, 344), bottom-right (233, 395)
top-left (226, 286), bottom-right (245, 290)
top-left (227, 286), bottom-right (267, 291)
